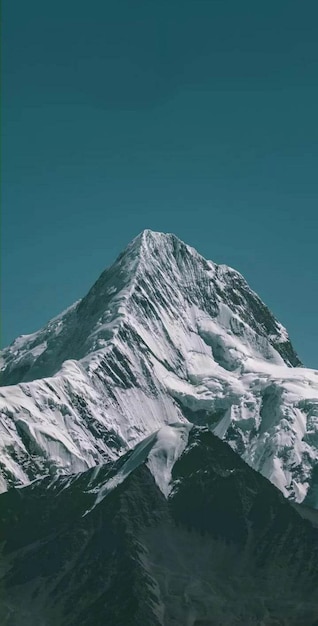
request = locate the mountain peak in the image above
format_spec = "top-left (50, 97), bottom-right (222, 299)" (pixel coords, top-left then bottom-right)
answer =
top-left (1, 230), bottom-right (301, 387)
top-left (126, 228), bottom-right (173, 251)
top-left (1, 231), bottom-right (317, 508)
top-left (130, 228), bottom-right (208, 265)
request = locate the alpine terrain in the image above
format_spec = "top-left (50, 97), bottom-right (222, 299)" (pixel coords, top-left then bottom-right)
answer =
top-left (1, 230), bottom-right (318, 505)
top-left (1, 424), bottom-right (318, 625)
top-left (1, 230), bottom-right (318, 624)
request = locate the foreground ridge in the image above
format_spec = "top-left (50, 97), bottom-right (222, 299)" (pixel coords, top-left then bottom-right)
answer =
top-left (1, 426), bottom-right (318, 625)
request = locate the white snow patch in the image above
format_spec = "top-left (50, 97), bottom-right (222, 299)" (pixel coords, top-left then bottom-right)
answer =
top-left (85, 424), bottom-right (192, 514)
top-left (146, 423), bottom-right (192, 497)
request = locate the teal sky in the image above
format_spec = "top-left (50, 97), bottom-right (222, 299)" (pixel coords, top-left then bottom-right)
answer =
top-left (2, 0), bottom-right (318, 367)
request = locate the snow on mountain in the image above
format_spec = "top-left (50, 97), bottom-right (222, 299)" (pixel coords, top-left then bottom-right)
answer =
top-left (86, 423), bottom-right (192, 513)
top-left (1, 229), bottom-right (318, 506)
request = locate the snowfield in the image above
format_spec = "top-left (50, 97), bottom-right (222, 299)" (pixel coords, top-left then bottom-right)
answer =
top-left (1, 230), bottom-right (318, 506)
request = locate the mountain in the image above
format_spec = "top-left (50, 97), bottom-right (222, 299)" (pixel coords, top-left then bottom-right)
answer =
top-left (1, 230), bottom-right (318, 507)
top-left (1, 424), bottom-right (318, 626)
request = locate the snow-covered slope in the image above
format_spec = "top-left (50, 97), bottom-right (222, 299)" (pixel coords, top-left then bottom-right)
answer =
top-left (1, 230), bottom-right (318, 506)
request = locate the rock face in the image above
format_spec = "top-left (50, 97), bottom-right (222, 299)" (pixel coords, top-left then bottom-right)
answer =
top-left (1, 425), bottom-right (318, 626)
top-left (1, 230), bottom-right (318, 506)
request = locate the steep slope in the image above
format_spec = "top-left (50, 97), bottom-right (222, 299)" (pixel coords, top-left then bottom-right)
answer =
top-left (0, 230), bottom-right (300, 385)
top-left (1, 425), bottom-right (317, 626)
top-left (1, 230), bottom-right (318, 506)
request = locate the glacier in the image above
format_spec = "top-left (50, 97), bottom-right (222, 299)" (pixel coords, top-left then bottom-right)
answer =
top-left (1, 229), bottom-right (318, 506)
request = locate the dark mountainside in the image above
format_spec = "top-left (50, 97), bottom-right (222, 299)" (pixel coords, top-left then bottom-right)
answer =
top-left (1, 427), bottom-right (318, 626)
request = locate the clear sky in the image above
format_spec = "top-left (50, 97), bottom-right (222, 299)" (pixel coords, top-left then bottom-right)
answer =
top-left (2, 0), bottom-right (318, 367)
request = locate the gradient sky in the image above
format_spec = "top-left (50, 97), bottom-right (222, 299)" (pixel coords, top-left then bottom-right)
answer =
top-left (2, 0), bottom-right (318, 367)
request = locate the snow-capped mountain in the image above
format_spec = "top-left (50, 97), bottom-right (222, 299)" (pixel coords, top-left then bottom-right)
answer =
top-left (1, 230), bottom-right (318, 506)
top-left (1, 425), bottom-right (318, 625)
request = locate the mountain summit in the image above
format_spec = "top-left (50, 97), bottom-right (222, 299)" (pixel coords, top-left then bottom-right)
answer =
top-left (1, 230), bottom-right (318, 506)
top-left (1, 229), bottom-right (300, 385)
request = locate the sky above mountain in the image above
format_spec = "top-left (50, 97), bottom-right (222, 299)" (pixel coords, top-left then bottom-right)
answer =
top-left (2, 0), bottom-right (318, 367)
